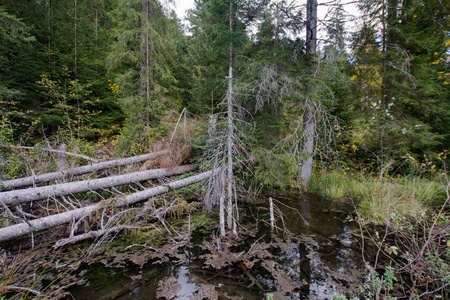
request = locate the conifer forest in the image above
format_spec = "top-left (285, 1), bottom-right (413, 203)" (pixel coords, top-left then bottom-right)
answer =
top-left (0, 0), bottom-right (449, 299)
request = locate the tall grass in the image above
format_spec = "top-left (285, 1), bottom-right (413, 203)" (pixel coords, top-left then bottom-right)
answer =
top-left (310, 171), bottom-right (446, 223)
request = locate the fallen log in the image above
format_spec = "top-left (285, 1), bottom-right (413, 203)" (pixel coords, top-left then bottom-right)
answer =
top-left (1, 150), bottom-right (168, 190)
top-left (0, 164), bottom-right (197, 206)
top-left (0, 169), bottom-right (214, 243)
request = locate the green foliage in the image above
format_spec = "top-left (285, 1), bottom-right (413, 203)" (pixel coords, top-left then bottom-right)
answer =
top-left (347, 0), bottom-right (450, 169)
top-left (0, 0), bottom-right (124, 141)
top-left (184, 0), bottom-right (258, 115)
top-left (107, 0), bottom-right (182, 153)
top-left (310, 170), bottom-right (446, 223)
top-left (360, 266), bottom-right (397, 300)
top-left (252, 147), bottom-right (301, 190)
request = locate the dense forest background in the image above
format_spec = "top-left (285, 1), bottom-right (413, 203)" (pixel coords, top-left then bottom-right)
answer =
top-left (1, 2), bottom-right (450, 297)
top-left (0, 0), bottom-right (449, 186)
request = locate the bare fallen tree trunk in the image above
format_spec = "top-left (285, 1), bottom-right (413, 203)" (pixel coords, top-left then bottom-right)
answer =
top-left (1, 150), bottom-right (168, 190)
top-left (0, 169), bottom-right (213, 243)
top-left (0, 164), bottom-right (197, 206)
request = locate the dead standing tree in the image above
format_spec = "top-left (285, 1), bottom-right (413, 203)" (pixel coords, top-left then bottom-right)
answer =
top-left (299, 0), bottom-right (317, 190)
top-left (226, 0), bottom-right (236, 236)
top-left (202, 0), bottom-right (248, 238)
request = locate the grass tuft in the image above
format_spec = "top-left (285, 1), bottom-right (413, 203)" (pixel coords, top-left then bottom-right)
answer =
top-left (310, 171), bottom-right (446, 224)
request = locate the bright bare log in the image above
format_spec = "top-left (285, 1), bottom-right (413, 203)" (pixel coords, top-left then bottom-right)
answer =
top-left (0, 169), bottom-right (213, 243)
top-left (0, 164), bottom-right (197, 206)
top-left (1, 150), bottom-right (168, 190)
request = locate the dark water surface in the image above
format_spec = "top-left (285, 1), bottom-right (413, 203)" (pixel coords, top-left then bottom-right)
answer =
top-left (70, 194), bottom-right (369, 299)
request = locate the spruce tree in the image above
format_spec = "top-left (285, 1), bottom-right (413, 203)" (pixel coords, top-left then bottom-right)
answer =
top-left (351, 0), bottom-right (449, 166)
top-left (107, 0), bottom-right (180, 153)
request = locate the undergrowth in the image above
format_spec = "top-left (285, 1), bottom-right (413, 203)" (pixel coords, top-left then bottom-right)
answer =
top-left (309, 170), bottom-right (445, 223)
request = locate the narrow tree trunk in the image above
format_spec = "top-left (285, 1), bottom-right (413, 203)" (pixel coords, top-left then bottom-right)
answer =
top-left (219, 170), bottom-right (225, 237)
top-left (306, 0), bottom-right (317, 54)
top-left (1, 150), bottom-right (168, 190)
top-left (0, 169), bottom-right (214, 243)
top-left (300, 100), bottom-right (315, 188)
top-left (56, 143), bottom-right (68, 170)
top-left (300, 0), bottom-right (317, 190)
top-left (382, 0), bottom-right (398, 107)
top-left (74, 0), bottom-right (77, 77)
top-left (0, 165), bottom-right (196, 206)
top-left (139, 1), bottom-right (153, 100)
top-left (11, 145), bottom-right (98, 163)
top-left (140, 1), bottom-right (148, 98)
top-left (226, 0), bottom-right (235, 234)
top-left (46, 0), bottom-right (53, 72)
top-left (269, 197), bottom-right (275, 232)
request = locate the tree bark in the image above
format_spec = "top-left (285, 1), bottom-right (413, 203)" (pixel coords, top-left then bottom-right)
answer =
top-left (300, 0), bottom-right (317, 190)
top-left (226, 0), bottom-right (235, 235)
top-left (0, 169), bottom-right (214, 243)
top-left (306, 0), bottom-right (317, 54)
top-left (0, 164), bottom-right (196, 206)
top-left (1, 150), bottom-right (168, 190)
top-left (300, 100), bottom-right (315, 188)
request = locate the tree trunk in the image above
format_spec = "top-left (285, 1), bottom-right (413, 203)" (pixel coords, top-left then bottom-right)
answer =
top-left (300, 0), bottom-right (317, 190)
top-left (0, 164), bottom-right (196, 206)
top-left (56, 143), bottom-right (68, 170)
top-left (1, 150), bottom-right (168, 190)
top-left (0, 169), bottom-right (214, 243)
top-left (219, 169), bottom-right (226, 237)
top-left (140, 1), bottom-right (153, 99)
top-left (226, 0), bottom-right (235, 234)
top-left (306, 0), bottom-right (317, 54)
top-left (10, 145), bottom-right (98, 163)
top-left (300, 100), bottom-right (315, 188)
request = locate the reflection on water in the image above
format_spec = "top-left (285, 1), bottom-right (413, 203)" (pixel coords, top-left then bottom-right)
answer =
top-left (174, 266), bottom-right (196, 299)
top-left (70, 193), bottom-right (369, 299)
top-left (269, 194), bottom-right (367, 299)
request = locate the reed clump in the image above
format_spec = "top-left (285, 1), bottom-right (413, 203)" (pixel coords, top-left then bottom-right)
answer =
top-left (310, 171), bottom-right (445, 223)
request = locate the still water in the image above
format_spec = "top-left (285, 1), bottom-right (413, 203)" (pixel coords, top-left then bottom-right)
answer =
top-left (70, 194), bottom-right (369, 299)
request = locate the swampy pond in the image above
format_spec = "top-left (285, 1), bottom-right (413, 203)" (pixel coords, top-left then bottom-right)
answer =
top-left (67, 193), bottom-right (371, 300)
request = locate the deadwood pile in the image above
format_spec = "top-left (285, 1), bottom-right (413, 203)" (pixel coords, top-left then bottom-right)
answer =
top-left (0, 150), bottom-right (213, 245)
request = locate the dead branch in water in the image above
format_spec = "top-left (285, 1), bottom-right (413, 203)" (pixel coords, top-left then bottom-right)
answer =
top-left (53, 226), bottom-right (143, 248)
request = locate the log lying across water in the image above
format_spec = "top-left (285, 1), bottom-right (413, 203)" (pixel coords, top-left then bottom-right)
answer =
top-left (0, 164), bottom-right (197, 207)
top-left (1, 150), bottom-right (168, 190)
top-left (0, 169), bottom-right (213, 243)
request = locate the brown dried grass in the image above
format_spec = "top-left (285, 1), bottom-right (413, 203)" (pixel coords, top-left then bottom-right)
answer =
top-left (159, 143), bottom-right (192, 168)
